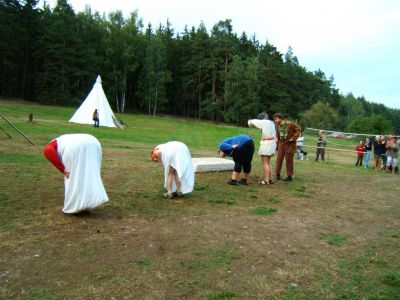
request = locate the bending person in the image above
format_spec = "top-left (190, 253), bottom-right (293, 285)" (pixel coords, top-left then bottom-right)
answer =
top-left (43, 134), bottom-right (109, 214)
top-left (219, 134), bottom-right (255, 185)
top-left (248, 112), bottom-right (276, 185)
top-left (151, 141), bottom-right (194, 199)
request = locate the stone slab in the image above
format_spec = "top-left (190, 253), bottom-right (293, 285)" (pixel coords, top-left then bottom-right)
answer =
top-left (192, 157), bottom-right (234, 173)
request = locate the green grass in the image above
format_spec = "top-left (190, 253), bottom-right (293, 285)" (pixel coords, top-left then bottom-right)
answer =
top-left (318, 234), bottom-right (347, 245)
top-left (135, 256), bottom-right (152, 268)
top-left (207, 290), bottom-right (237, 299)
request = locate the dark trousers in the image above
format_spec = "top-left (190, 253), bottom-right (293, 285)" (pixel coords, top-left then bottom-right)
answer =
top-left (382, 154), bottom-right (387, 169)
top-left (275, 143), bottom-right (294, 177)
top-left (232, 140), bottom-right (255, 173)
top-left (355, 156), bottom-right (363, 166)
top-left (93, 118), bottom-right (99, 127)
top-left (316, 148), bottom-right (325, 161)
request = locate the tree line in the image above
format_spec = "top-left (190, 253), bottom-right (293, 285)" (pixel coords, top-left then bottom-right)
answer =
top-left (1, 0), bottom-right (399, 133)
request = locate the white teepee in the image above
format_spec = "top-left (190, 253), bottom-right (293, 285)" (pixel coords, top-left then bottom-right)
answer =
top-left (69, 75), bottom-right (117, 128)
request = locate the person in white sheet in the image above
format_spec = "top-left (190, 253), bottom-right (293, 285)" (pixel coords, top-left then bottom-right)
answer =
top-left (248, 112), bottom-right (277, 185)
top-left (43, 133), bottom-right (109, 214)
top-left (151, 141), bottom-right (195, 199)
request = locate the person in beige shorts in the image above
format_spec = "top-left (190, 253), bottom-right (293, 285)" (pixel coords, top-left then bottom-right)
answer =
top-left (248, 112), bottom-right (277, 185)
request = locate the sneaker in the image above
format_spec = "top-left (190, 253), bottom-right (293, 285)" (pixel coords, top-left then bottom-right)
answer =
top-left (283, 176), bottom-right (293, 182)
top-left (175, 191), bottom-right (183, 197)
top-left (227, 180), bottom-right (237, 186)
top-left (276, 174), bottom-right (281, 180)
top-left (269, 180), bottom-right (274, 184)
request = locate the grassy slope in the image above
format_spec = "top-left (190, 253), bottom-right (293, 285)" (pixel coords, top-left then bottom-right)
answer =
top-left (0, 100), bottom-right (399, 299)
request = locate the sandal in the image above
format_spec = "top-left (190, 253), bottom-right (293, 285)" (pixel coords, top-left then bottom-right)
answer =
top-left (163, 192), bottom-right (174, 199)
top-left (174, 191), bottom-right (183, 197)
top-left (269, 180), bottom-right (274, 184)
top-left (238, 179), bottom-right (248, 185)
top-left (258, 179), bottom-right (270, 185)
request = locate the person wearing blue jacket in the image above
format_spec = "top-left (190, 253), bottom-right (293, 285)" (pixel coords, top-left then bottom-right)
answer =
top-left (219, 134), bottom-right (255, 185)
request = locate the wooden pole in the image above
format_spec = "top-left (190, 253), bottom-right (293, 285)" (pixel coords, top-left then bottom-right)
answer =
top-left (0, 113), bottom-right (35, 145)
top-left (0, 126), bottom-right (12, 138)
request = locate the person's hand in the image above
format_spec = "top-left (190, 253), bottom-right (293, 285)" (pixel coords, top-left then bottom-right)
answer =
top-left (63, 171), bottom-right (70, 178)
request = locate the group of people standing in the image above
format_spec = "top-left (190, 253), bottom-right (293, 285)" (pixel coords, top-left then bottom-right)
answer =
top-left (295, 130), bottom-right (327, 162)
top-left (220, 112), bottom-right (301, 186)
top-left (356, 135), bottom-right (399, 173)
top-left (44, 112), bottom-right (302, 214)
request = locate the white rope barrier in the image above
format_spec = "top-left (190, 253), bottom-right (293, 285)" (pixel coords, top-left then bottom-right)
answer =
top-left (302, 144), bottom-right (372, 154)
top-left (305, 127), bottom-right (400, 139)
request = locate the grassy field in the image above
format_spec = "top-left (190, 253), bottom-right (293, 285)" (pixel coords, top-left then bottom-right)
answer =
top-left (1, 99), bottom-right (399, 299)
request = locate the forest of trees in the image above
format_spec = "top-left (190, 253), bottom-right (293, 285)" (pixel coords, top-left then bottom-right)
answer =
top-left (1, 0), bottom-right (399, 133)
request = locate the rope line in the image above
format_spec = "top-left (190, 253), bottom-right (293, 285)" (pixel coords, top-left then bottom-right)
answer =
top-left (305, 127), bottom-right (400, 138)
top-left (302, 144), bottom-right (373, 154)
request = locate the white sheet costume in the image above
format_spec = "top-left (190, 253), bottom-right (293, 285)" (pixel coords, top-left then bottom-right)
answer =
top-left (55, 134), bottom-right (109, 213)
top-left (248, 119), bottom-right (277, 156)
top-left (156, 141), bottom-right (195, 194)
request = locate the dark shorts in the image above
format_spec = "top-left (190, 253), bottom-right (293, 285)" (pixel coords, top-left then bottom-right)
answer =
top-left (232, 140), bottom-right (255, 173)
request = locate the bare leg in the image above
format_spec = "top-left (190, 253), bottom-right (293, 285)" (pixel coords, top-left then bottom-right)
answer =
top-left (172, 169), bottom-right (181, 193)
top-left (231, 171), bottom-right (240, 180)
top-left (261, 155), bottom-right (272, 181)
top-left (166, 167), bottom-right (176, 194)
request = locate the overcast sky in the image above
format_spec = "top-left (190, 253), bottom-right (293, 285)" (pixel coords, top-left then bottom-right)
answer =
top-left (40, 0), bottom-right (400, 109)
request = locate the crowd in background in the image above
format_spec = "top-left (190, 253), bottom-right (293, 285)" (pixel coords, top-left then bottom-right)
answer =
top-left (357, 134), bottom-right (399, 174)
top-left (295, 131), bottom-right (399, 174)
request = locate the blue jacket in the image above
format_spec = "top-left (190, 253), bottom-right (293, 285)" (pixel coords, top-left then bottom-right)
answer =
top-left (219, 135), bottom-right (252, 156)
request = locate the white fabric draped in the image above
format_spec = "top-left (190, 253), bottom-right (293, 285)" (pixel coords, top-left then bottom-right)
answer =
top-left (157, 141), bottom-right (195, 194)
top-left (56, 134), bottom-right (109, 213)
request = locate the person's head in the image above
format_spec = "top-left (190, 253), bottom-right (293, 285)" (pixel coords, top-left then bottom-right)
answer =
top-left (273, 113), bottom-right (284, 124)
top-left (380, 135), bottom-right (385, 141)
top-left (366, 137), bottom-right (370, 142)
top-left (319, 130), bottom-right (324, 136)
top-left (218, 142), bottom-right (233, 157)
top-left (359, 140), bottom-right (363, 145)
top-left (257, 112), bottom-right (268, 120)
top-left (150, 147), bottom-right (161, 162)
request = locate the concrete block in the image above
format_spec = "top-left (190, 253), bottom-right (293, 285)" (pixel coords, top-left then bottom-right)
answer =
top-left (192, 157), bottom-right (234, 173)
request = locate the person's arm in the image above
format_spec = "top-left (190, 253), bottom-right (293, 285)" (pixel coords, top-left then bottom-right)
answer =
top-left (289, 123), bottom-right (301, 142)
top-left (248, 119), bottom-right (264, 129)
top-left (43, 140), bottom-right (66, 174)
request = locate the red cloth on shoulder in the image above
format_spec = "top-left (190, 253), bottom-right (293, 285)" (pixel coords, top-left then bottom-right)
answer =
top-left (43, 139), bottom-right (65, 173)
